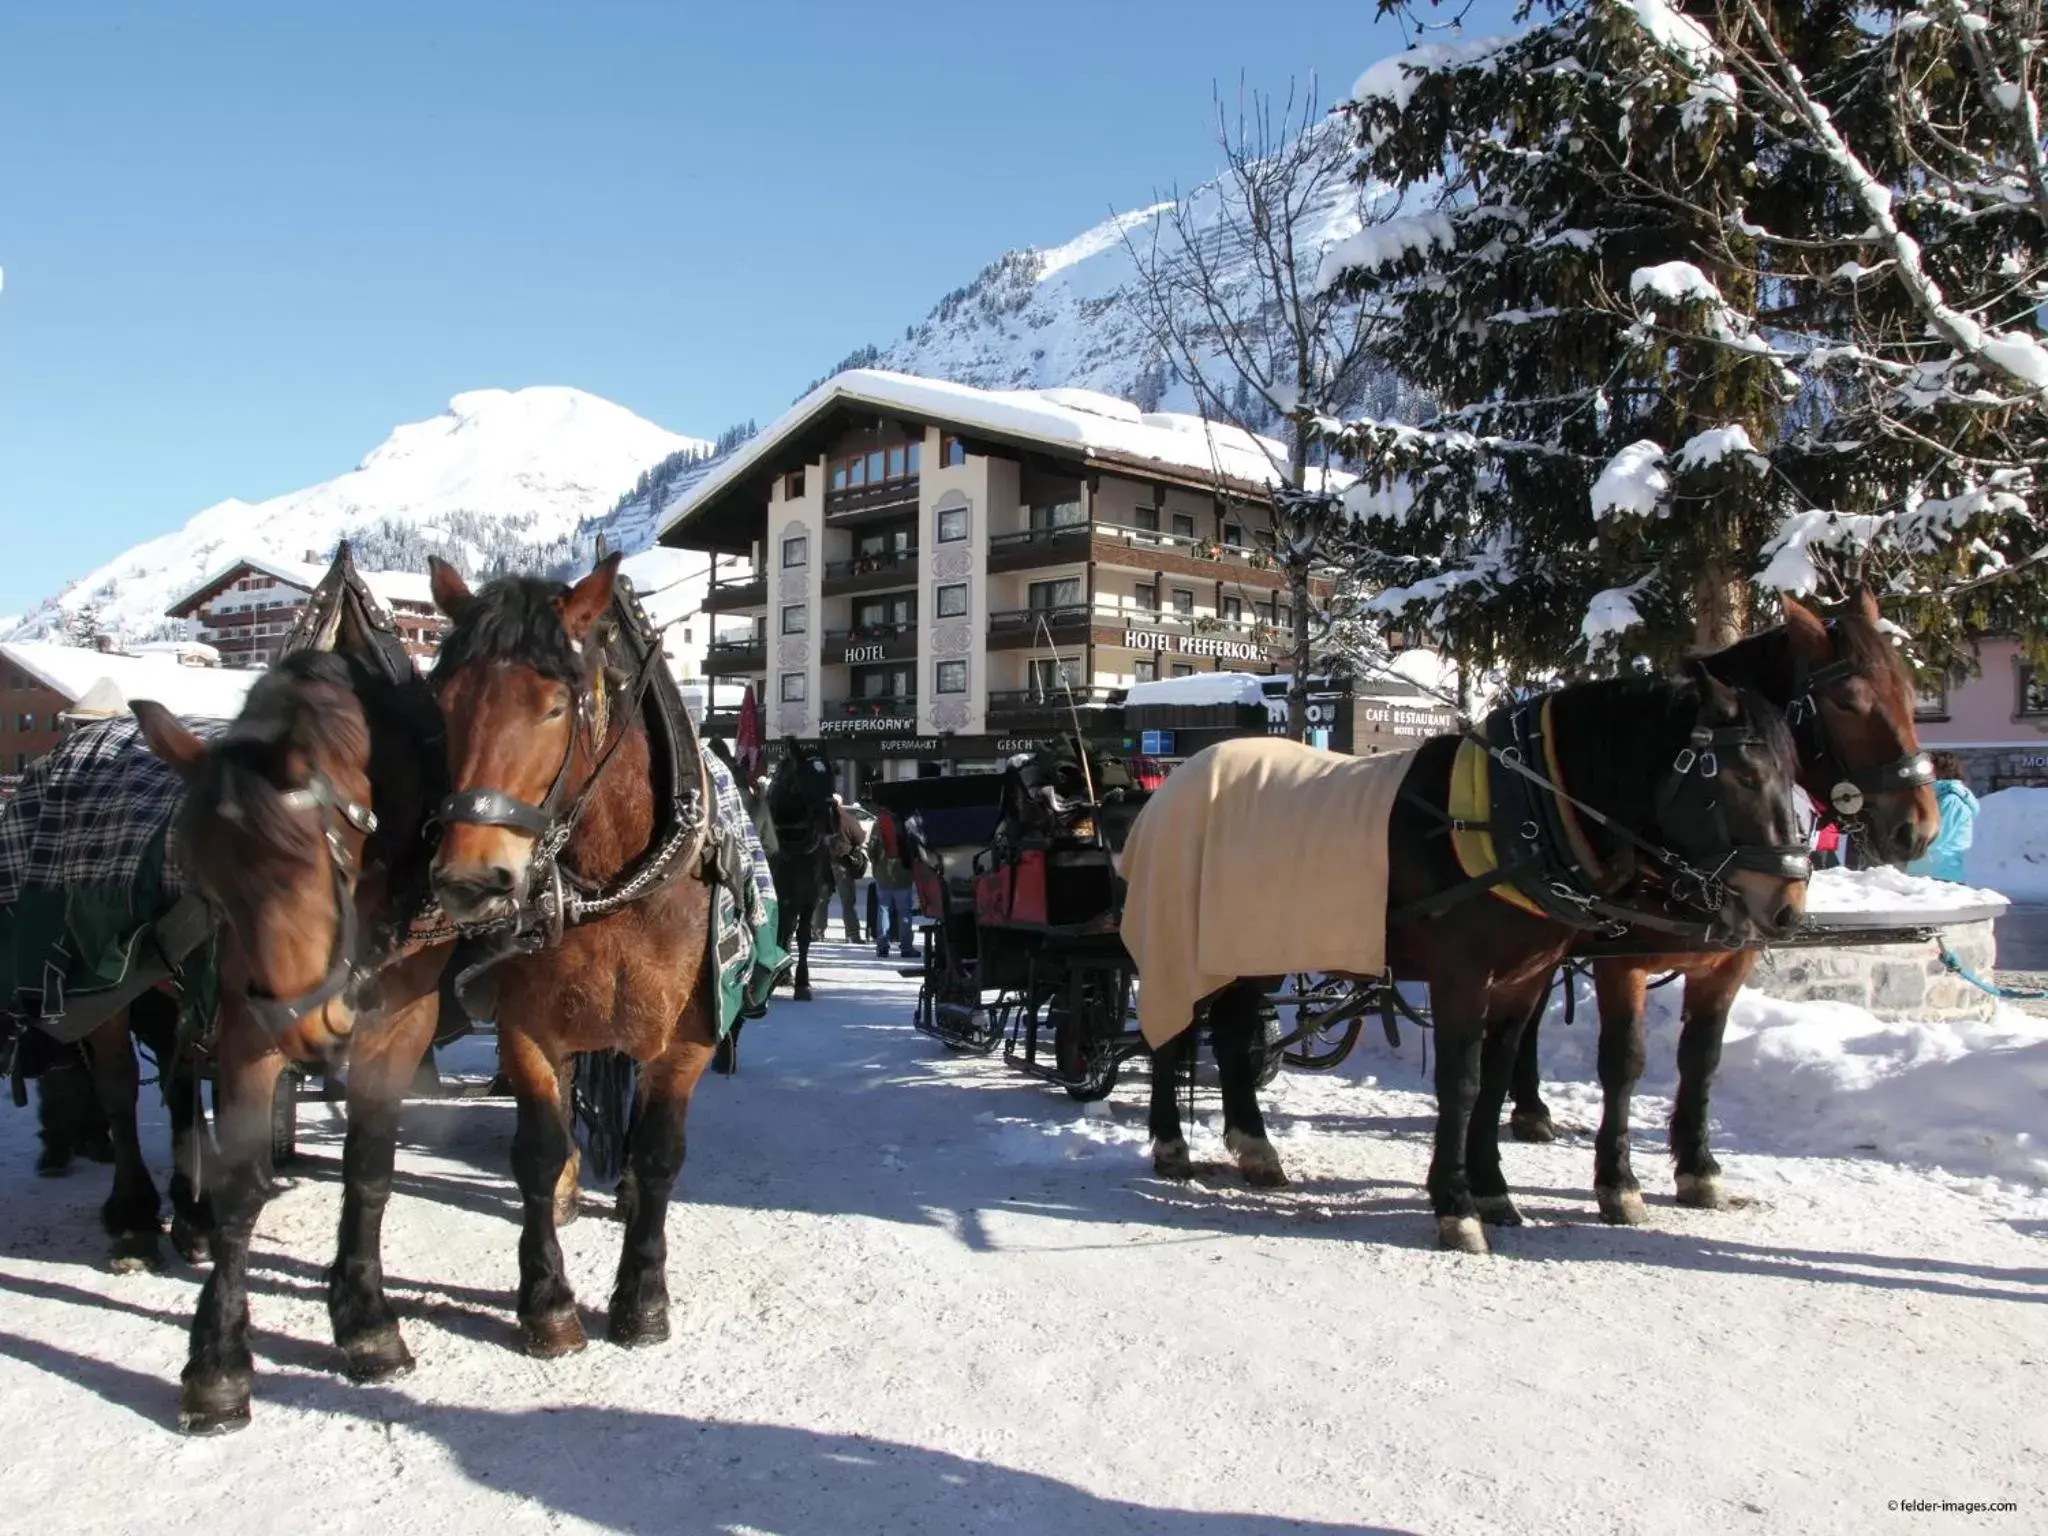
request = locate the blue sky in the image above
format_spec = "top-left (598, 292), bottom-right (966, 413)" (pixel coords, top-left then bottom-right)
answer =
top-left (0, 0), bottom-right (1495, 614)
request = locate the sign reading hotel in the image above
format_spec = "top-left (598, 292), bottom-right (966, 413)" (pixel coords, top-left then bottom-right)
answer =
top-left (1122, 627), bottom-right (1263, 662)
top-left (842, 641), bottom-right (887, 664)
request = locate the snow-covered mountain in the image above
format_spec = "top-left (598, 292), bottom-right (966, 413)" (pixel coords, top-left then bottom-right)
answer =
top-left (9, 387), bottom-right (702, 645)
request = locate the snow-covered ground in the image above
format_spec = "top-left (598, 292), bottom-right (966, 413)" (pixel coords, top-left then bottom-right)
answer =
top-left (1967, 786), bottom-right (2048, 902)
top-left (2, 950), bottom-right (2043, 1534)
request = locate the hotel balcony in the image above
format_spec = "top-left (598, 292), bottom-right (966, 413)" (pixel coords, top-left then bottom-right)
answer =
top-left (820, 621), bottom-right (918, 666)
top-left (704, 573), bottom-right (767, 612)
top-left (822, 694), bottom-right (919, 727)
top-left (986, 603), bottom-right (1097, 651)
top-left (984, 686), bottom-right (1121, 729)
top-left (1086, 524), bottom-right (1287, 589)
top-left (823, 476), bottom-right (920, 527)
top-left (705, 636), bottom-right (767, 676)
top-left (987, 523), bottom-right (1092, 574)
top-left (821, 547), bottom-right (920, 598)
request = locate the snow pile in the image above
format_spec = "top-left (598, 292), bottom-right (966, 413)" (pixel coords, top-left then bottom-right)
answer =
top-left (1351, 36), bottom-right (1515, 112)
top-left (1630, 260), bottom-right (1723, 306)
top-left (1964, 786), bottom-right (2048, 900)
top-left (1590, 439), bottom-right (1670, 518)
top-left (0, 640), bottom-right (259, 721)
top-left (1624, 0), bottom-right (1720, 71)
top-left (1314, 211), bottom-right (1455, 288)
top-left (1755, 508), bottom-right (1885, 595)
top-left (1675, 423), bottom-right (1766, 472)
top-left (1802, 865), bottom-right (2008, 923)
top-left (9, 388), bottom-right (699, 647)
top-left (1582, 583), bottom-right (1646, 648)
top-left (1120, 672), bottom-right (1266, 709)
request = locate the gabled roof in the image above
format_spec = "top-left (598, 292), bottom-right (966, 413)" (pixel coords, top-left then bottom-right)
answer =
top-left (166, 554), bottom-right (437, 619)
top-left (1, 641), bottom-right (260, 720)
top-left (657, 369), bottom-right (1347, 553)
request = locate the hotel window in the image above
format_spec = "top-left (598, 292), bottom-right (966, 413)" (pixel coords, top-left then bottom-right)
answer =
top-left (848, 454), bottom-right (867, 487)
top-left (906, 441), bottom-right (922, 474)
top-left (1029, 499), bottom-right (1085, 531)
top-left (830, 460), bottom-right (848, 492)
top-left (1276, 603), bottom-right (1294, 630)
top-left (2021, 666), bottom-right (2048, 717)
top-left (784, 469), bottom-right (806, 500)
top-left (936, 507), bottom-right (968, 543)
top-left (1914, 681), bottom-right (1949, 722)
top-left (780, 673), bottom-right (806, 703)
top-left (1222, 596), bottom-right (1243, 623)
top-left (1171, 588), bottom-right (1194, 617)
top-left (1133, 583), bottom-right (1158, 612)
top-left (781, 603), bottom-right (808, 636)
top-left (1223, 522), bottom-right (1245, 547)
top-left (866, 449), bottom-right (886, 483)
top-left (935, 659), bottom-right (968, 694)
top-left (782, 535), bottom-right (807, 568)
top-left (887, 445), bottom-right (906, 480)
top-left (1028, 577), bottom-right (1081, 611)
top-left (15, 713), bottom-right (33, 732)
top-left (1135, 507), bottom-right (1160, 534)
top-left (1171, 513), bottom-right (1196, 540)
top-left (856, 595), bottom-right (913, 629)
top-left (1255, 601), bottom-right (1274, 624)
top-left (1133, 660), bottom-right (1157, 683)
top-left (1170, 663), bottom-right (1195, 678)
top-left (936, 583), bottom-right (968, 618)
top-left (1029, 658), bottom-right (1083, 693)
top-left (942, 436), bottom-right (967, 467)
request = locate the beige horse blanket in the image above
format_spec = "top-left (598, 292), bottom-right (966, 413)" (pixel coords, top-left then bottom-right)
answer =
top-left (1121, 737), bottom-right (1417, 1048)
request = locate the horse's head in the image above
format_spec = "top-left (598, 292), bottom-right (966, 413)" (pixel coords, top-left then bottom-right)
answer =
top-left (424, 553), bottom-right (617, 926)
top-left (1780, 591), bottom-right (1939, 866)
top-left (134, 652), bottom-right (378, 1063)
top-left (765, 742), bottom-right (834, 848)
top-left (1653, 671), bottom-right (1810, 942)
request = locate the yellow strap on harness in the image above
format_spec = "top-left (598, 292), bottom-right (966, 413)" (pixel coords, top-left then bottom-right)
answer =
top-left (1447, 698), bottom-right (1608, 917)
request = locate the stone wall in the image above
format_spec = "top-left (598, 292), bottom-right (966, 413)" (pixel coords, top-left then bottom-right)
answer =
top-left (1749, 920), bottom-right (1998, 1021)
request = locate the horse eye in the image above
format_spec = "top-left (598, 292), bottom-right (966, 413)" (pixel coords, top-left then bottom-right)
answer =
top-left (544, 701), bottom-right (568, 722)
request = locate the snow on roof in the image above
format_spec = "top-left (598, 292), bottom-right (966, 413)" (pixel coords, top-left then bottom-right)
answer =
top-left (659, 369), bottom-right (1347, 544)
top-left (1, 641), bottom-right (259, 721)
top-left (129, 639), bottom-right (223, 665)
top-left (166, 553), bottom-right (325, 615)
top-left (361, 570), bottom-right (434, 608)
top-left (1121, 672), bottom-right (1269, 709)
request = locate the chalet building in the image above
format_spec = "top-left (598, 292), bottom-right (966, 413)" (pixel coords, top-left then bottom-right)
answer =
top-left (657, 371), bottom-right (1331, 784)
top-left (1915, 637), bottom-right (2048, 792)
top-left (0, 641), bottom-right (256, 776)
top-left (165, 555), bottom-right (447, 669)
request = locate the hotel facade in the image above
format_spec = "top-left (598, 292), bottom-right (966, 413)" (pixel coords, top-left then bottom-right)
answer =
top-left (659, 372), bottom-right (1326, 783)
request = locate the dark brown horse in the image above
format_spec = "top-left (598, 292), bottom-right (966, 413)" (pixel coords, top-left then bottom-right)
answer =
top-left (424, 553), bottom-right (719, 1359)
top-left (1142, 671), bottom-right (1810, 1253)
top-left (1506, 593), bottom-right (1940, 1223)
top-left (134, 646), bottom-right (447, 1432)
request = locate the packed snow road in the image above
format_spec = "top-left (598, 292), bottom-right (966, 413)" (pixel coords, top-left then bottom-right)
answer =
top-left (2, 947), bottom-right (2043, 1535)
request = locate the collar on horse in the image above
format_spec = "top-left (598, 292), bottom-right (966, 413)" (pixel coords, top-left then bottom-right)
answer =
top-left (235, 770), bottom-right (380, 1039)
top-left (1787, 620), bottom-right (1934, 825)
top-left (1416, 691), bottom-right (1809, 944)
top-left (437, 579), bottom-right (710, 957)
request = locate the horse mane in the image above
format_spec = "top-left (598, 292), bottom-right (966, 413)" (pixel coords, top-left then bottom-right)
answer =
top-left (1695, 601), bottom-right (1913, 701)
top-left (429, 573), bottom-right (593, 691)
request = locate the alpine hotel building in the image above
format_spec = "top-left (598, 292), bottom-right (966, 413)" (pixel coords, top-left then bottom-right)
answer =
top-left (657, 372), bottom-right (1320, 783)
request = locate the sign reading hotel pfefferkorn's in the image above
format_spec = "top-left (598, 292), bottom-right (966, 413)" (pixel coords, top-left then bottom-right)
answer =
top-left (1122, 627), bottom-right (1263, 662)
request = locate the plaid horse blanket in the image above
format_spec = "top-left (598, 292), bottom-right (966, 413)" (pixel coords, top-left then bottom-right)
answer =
top-left (703, 746), bottom-right (787, 1034)
top-left (0, 717), bottom-right (226, 1042)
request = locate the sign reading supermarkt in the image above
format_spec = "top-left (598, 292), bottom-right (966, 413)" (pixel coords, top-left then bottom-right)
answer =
top-left (1122, 628), bottom-right (1263, 662)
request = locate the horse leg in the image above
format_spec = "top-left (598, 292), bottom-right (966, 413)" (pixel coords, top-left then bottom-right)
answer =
top-left (327, 951), bottom-right (441, 1383)
top-left (1507, 1000), bottom-right (1556, 1142)
top-left (84, 1011), bottom-right (163, 1272)
top-left (1591, 961), bottom-right (1650, 1225)
top-left (609, 994), bottom-right (716, 1347)
top-left (1426, 972), bottom-right (1493, 1254)
top-left (1147, 1029), bottom-right (1193, 1178)
top-left (130, 991), bottom-right (217, 1265)
top-left (1463, 982), bottom-right (1547, 1227)
top-left (1213, 980), bottom-right (1286, 1188)
top-left (793, 900), bottom-right (814, 1002)
top-left (554, 1058), bottom-right (582, 1229)
top-left (1671, 960), bottom-right (1749, 1210)
top-left (500, 1024), bottom-right (586, 1358)
top-left (35, 1047), bottom-right (107, 1176)
top-left (179, 1032), bottom-right (286, 1433)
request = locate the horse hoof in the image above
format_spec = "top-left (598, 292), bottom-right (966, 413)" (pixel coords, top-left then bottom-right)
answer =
top-left (519, 1308), bottom-right (587, 1359)
top-left (109, 1232), bottom-right (163, 1274)
top-left (171, 1220), bottom-right (214, 1267)
top-left (1242, 1161), bottom-right (1289, 1189)
top-left (1509, 1110), bottom-right (1556, 1144)
top-left (178, 1379), bottom-right (252, 1436)
top-left (1473, 1194), bottom-right (1523, 1227)
top-left (607, 1302), bottom-right (671, 1349)
top-left (1436, 1215), bottom-right (1490, 1254)
top-left (340, 1328), bottom-right (416, 1384)
top-left (1151, 1139), bottom-right (1193, 1180)
top-left (34, 1152), bottom-right (72, 1179)
top-left (1224, 1130), bottom-right (1289, 1188)
top-left (1596, 1187), bottom-right (1649, 1226)
top-left (1675, 1173), bottom-right (1728, 1210)
top-left (793, 984), bottom-right (813, 1002)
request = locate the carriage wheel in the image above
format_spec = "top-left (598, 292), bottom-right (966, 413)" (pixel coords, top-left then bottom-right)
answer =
top-left (269, 1069), bottom-right (299, 1168)
top-left (1281, 976), bottom-right (1370, 1071)
top-left (1061, 1040), bottom-right (1121, 1101)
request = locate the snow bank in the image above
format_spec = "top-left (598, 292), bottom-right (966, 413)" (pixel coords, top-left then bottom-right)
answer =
top-left (1120, 672), bottom-right (1266, 709)
top-left (1803, 865), bottom-right (2007, 923)
top-left (1590, 440), bottom-right (1670, 518)
top-left (1964, 787), bottom-right (2048, 900)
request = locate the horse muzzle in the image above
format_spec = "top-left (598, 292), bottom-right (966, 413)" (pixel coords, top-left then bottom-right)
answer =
top-left (431, 859), bottom-right (523, 927)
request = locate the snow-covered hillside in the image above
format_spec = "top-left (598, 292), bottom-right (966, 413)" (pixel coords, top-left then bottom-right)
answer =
top-left (9, 388), bottom-right (702, 646)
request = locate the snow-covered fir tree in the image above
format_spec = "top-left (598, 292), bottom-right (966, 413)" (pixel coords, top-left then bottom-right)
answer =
top-left (1330, 0), bottom-right (2048, 678)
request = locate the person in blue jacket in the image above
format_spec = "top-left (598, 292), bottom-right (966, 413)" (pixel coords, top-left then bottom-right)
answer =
top-left (1907, 752), bottom-right (1980, 883)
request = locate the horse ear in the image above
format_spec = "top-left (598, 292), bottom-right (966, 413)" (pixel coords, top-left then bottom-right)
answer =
top-left (428, 557), bottom-right (473, 620)
top-left (556, 552), bottom-right (621, 644)
top-left (1780, 593), bottom-right (1831, 664)
top-left (132, 700), bottom-right (208, 782)
top-left (1854, 585), bottom-right (1882, 626)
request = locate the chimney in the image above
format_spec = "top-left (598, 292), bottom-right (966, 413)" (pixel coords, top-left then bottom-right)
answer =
top-left (304, 549), bottom-right (319, 563)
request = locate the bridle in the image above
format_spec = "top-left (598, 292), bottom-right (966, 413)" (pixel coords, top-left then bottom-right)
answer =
top-left (1650, 692), bottom-right (1815, 911)
top-left (222, 769), bottom-right (378, 1039)
top-left (1786, 624), bottom-right (1935, 826)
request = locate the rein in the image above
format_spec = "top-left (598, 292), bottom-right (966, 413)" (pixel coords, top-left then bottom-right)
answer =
top-left (1785, 626), bottom-right (1934, 826)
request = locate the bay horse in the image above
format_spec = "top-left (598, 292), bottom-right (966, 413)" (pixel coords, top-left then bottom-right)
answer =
top-left (1140, 671), bottom-right (1810, 1253)
top-left (1505, 593), bottom-right (1939, 1224)
top-left (134, 645), bottom-right (447, 1432)
top-left (424, 553), bottom-right (720, 1360)
top-left (764, 737), bottom-right (836, 1002)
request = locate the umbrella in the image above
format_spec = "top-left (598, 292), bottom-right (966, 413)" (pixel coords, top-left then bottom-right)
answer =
top-left (736, 684), bottom-right (763, 786)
